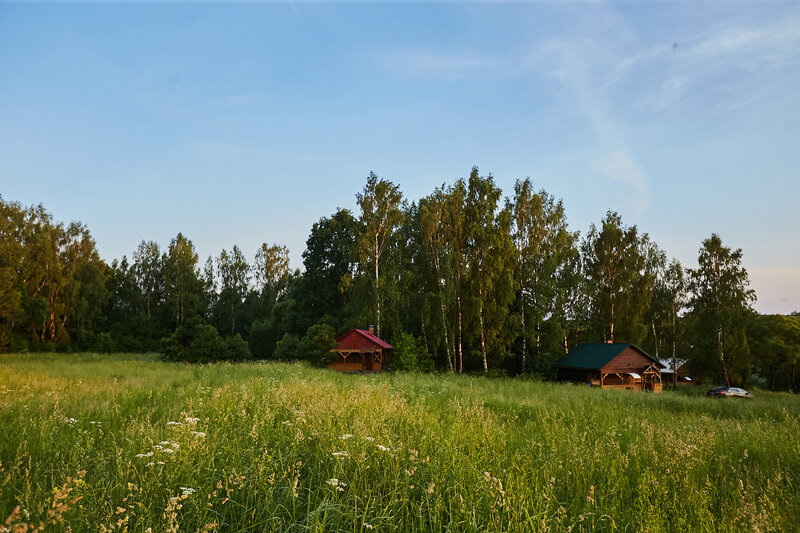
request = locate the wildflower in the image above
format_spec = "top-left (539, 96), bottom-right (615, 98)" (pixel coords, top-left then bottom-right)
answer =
top-left (427, 483), bottom-right (435, 494)
top-left (161, 448), bottom-right (176, 454)
top-left (363, 436), bottom-right (375, 442)
top-left (135, 452), bottom-right (154, 458)
top-left (339, 434), bottom-right (353, 440)
top-left (67, 418), bottom-right (77, 425)
top-left (365, 523), bottom-right (374, 529)
top-left (331, 451), bottom-right (349, 458)
top-left (180, 487), bottom-right (196, 496)
top-left (376, 444), bottom-right (390, 452)
top-left (167, 421), bottom-right (182, 427)
top-left (326, 478), bottom-right (346, 492)
top-left (666, 468), bottom-right (671, 474)
top-left (184, 417), bottom-right (200, 424)
top-left (191, 431), bottom-right (206, 438)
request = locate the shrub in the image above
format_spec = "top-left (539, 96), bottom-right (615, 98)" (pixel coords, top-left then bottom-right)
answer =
top-left (96, 332), bottom-right (115, 354)
top-left (273, 333), bottom-right (303, 361)
top-left (392, 332), bottom-right (434, 371)
top-left (162, 322), bottom-right (228, 363)
top-left (249, 320), bottom-right (272, 358)
top-left (187, 324), bottom-right (226, 363)
top-left (225, 333), bottom-right (251, 361)
top-left (303, 324), bottom-right (337, 367)
top-left (272, 324), bottom-right (337, 365)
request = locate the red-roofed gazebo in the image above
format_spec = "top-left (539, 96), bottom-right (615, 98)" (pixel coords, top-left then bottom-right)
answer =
top-left (330, 327), bottom-right (392, 373)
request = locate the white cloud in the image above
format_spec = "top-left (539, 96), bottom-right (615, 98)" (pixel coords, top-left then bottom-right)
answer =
top-left (373, 47), bottom-right (497, 79)
top-left (593, 151), bottom-right (651, 216)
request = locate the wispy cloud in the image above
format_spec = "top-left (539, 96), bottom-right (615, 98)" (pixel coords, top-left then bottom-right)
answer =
top-left (593, 151), bottom-right (651, 217)
top-left (609, 17), bottom-right (800, 111)
top-left (521, 12), bottom-right (800, 217)
top-left (526, 33), bottom-right (653, 216)
top-left (373, 47), bottom-right (497, 79)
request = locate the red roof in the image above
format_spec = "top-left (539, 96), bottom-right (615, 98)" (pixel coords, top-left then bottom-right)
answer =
top-left (335, 329), bottom-right (392, 350)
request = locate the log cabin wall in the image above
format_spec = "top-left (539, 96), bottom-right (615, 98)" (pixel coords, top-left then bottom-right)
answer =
top-left (600, 347), bottom-right (653, 374)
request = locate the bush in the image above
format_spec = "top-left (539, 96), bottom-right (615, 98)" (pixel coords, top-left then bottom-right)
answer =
top-left (273, 333), bottom-right (304, 361)
top-left (225, 333), bottom-right (251, 361)
top-left (96, 332), bottom-right (115, 354)
top-left (187, 324), bottom-right (225, 363)
top-left (249, 320), bottom-right (272, 358)
top-left (303, 324), bottom-right (337, 367)
top-left (272, 324), bottom-right (337, 366)
top-left (162, 322), bottom-right (227, 363)
top-left (392, 333), bottom-right (434, 371)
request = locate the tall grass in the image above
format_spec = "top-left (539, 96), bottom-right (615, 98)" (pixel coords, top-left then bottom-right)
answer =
top-left (1, 353), bottom-right (798, 531)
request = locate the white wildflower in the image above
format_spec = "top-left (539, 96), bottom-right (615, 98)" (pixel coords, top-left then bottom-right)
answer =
top-left (376, 444), bottom-right (390, 452)
top-left (365, 524), bottom-right (374, 530)
top-left (135, 452), bottom-right (154, 458)
top-left (161, 448), bottom-right (176, 454)
top-left (338, 434), bottom-right (353, 440)
top-left (184, 417), bottom-right (200, 424)
top-left (191, 431), bottom-right (206, 438)
top-left (67, 418), bottom-right (77, 425)
top-left (167, 421), bottom-right (182, 427)
top-left (326, 478), bottom-right (347, 492)
top-left (180, 487), bottom-right (196, 496)
top-left (331, 451), bottom-right (349, 458)
top-left (153, 445), bottom-right (163, 451)
top-left (363, 436), bottom-right (375, 442)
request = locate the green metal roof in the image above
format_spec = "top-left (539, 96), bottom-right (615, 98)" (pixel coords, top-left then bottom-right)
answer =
top-left (555, 343), bottom-right (662, 370)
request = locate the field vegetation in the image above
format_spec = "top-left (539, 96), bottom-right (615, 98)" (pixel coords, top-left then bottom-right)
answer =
top-left (2, 353), bottom-right (798, 532)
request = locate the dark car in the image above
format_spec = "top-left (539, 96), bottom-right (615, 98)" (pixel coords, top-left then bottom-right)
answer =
top-left (707, 386), bottom-right (753, 398)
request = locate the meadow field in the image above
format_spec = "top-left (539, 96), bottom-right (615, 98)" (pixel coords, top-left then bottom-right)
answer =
top-left (1, 353), bottom-right (798, 532)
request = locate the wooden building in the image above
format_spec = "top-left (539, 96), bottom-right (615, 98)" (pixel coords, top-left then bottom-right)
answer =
top-left (555, 343), bottom-right (664, 392)
top-left (659, 359), bottom-right (696, 386)
top-left (329, 327), bottom-right (392, 373)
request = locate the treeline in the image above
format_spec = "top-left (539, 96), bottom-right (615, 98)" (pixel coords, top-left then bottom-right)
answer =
top-left (1, 170), bottom-right (799, 389)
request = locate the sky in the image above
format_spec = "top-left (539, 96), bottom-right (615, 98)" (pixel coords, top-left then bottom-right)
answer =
top-left (1, 1), bottom-right (798, 314)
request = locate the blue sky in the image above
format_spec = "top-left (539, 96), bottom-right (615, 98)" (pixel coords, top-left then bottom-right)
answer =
top-left (1, 1), bottom-right (798, 314)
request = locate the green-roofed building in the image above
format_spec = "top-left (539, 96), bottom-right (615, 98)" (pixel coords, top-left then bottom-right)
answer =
top-left (555, 343), bottom-right (665, 392)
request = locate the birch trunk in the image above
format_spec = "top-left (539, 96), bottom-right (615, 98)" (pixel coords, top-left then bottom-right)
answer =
top-left (520, 296), bottom-right (526, 373)
top-left (441, 299), bottom-right (453, 372)
top-left (479, 286), bottom-right (487, 373)
top-left (456, 279), bottom-right (463, 373)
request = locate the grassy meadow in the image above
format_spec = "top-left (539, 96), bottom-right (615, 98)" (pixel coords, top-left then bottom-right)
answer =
top-left (1, 353), bottom-right (798, 532)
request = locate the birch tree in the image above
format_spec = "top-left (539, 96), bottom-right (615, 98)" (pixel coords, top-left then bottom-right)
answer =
top-left (216, 245), bottom-right (250, 335)
top-left (132, 240), bottom-right (162, 324)
top-left (509, 178), bottom-right (578, 372)
top-left (419, 186), bottom-right (455, 371)
top-left (164, 233), bottom-right (202, 329)
top-left (254, 243), bottom-right (290, 306)
top-left (582, 211), bottom-right (653, 344)
top-left (443, 179), bottom-right (468, 372)
top-left (465, 168), bottom-right (513, 373)
top-left (687, 234), bottom-right (755, 386)
top-left (356, 172), bottom-right (403, 338)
